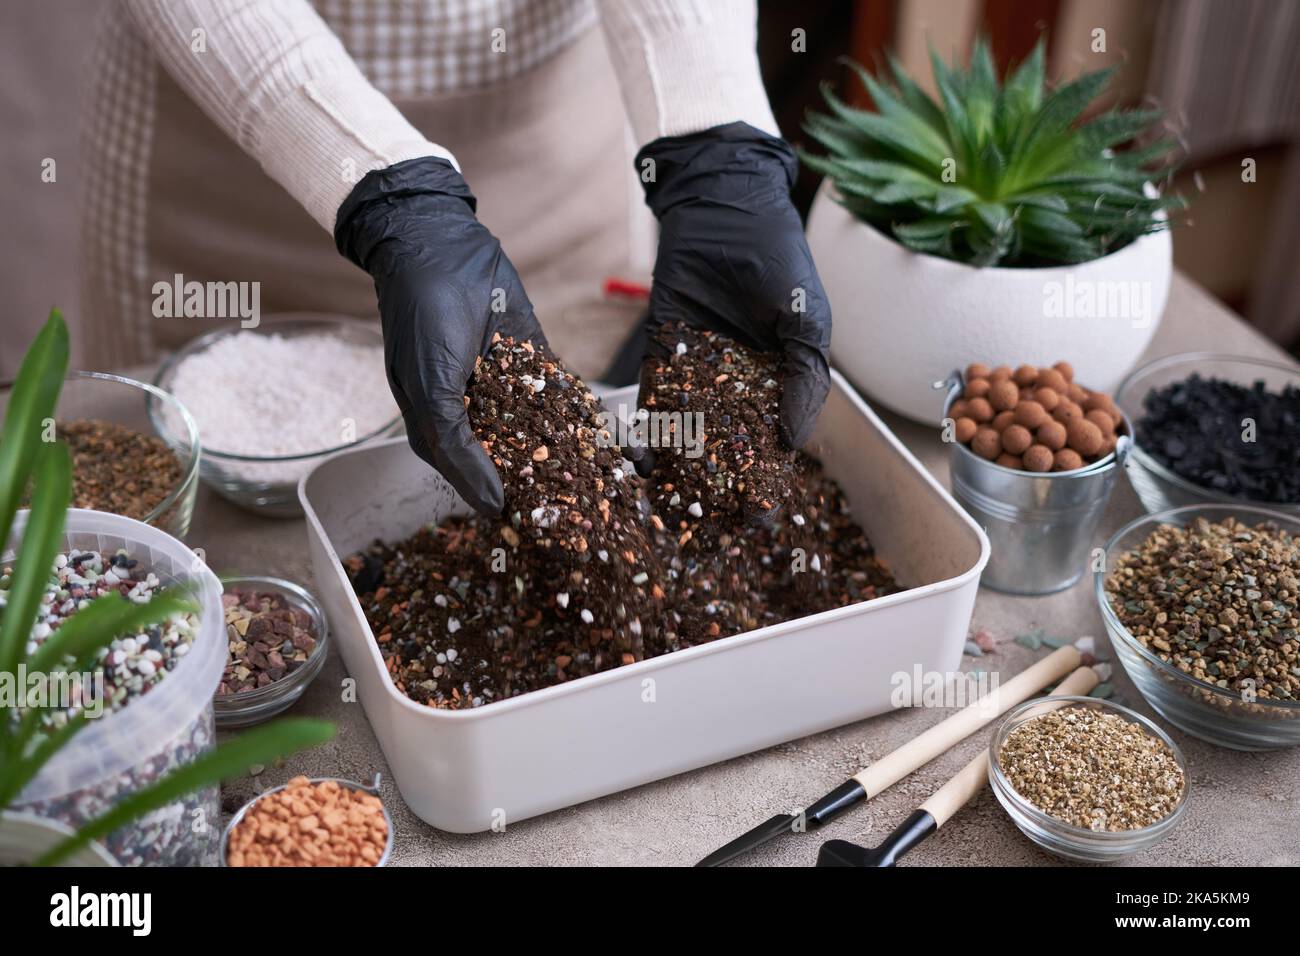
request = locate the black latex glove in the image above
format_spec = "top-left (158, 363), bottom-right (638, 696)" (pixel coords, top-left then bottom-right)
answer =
top-left (635, 121), bottom-right (832, 460)
top-left (335, 157), bottom-right (545, 516)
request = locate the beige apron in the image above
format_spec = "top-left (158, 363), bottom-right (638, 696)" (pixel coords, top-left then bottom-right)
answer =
top-left (135, 26), bottom-right (653, 379)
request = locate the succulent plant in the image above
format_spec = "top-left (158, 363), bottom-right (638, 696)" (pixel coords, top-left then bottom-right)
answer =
top-left (802, 38), bottom-right (1184, 267)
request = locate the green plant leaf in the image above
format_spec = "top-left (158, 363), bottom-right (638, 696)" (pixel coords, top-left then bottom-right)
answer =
top-left (1001, 37), bottom-right (1046, 118)
top-left (841, 58), bottom-right (953, 161)
top-left (1015, 66), bottom-right (1116, 163)
top-left (893, 217), bottom-right (957, 241)
top-left (802, 113), bottom-right (872, 160)
top-left (36, 718), bottom-right (337, 866)
top-left (972, 202), bottom-right (1013, 236)
top-left (1079, 109), bottom-right (1166, 151)
top-left (964, 37), bottom-right (999, 144)
top-left (0, 712), bottom-right (89, 808)
top-left (0, 310), bottom-right (68, 562)
top-left (886, 52), bottom-right (948, 134)
top-left (0, 442), bottom-right (70, 679)
top-left (929, 47), bottom-right (975, 172)
top-left (929, 185), bottom-right (980, 214)
top-left (818, 81), bottom-right (949, 173)
top-left (1005, 190), bottom-right (1071, 213)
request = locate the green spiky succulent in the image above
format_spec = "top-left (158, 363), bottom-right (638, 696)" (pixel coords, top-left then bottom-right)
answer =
top-left (801, 38), bottom-right (1184, 267)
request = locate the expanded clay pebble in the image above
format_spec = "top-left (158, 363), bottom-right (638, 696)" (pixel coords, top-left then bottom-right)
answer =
top-left (1001, 424), bottom-right (1033, 456)
top-left (1106, 516), bottom-right (1300, 700)
top-left (972, 427), bottom-right (1001, 460)
top-left (1135, 374), bottom-right (1300, 503)
top-left (1000, 707), bottom-right (1184, 831)
top-left (1013, 400), bottom-right (1048, 429)
top-left (644, 322), bottom-right (796, 539)
top-left (1033, 387), bottom-right (1060, 412)
top-left (989, 379), bottom-right (1019, 411)
top-left (226, 777), bottom-right (389, 867)
top-left (1023, 445), bottom-right (1054, 472)
top-left (467, 334), bottom-right (660, 655)
top-left (1066, 419), bottom-right (1104, 457)
top-left (1054, 449), bottom-right (1084, 471)
top-left (949, 361), bottom-right (1124, 472)
top-left (967, 397), bottom-right (994, 423)
top-left (1037, 420), bottom-right (1067, 451)
top-left (60, 420), bottom-right (183, 520)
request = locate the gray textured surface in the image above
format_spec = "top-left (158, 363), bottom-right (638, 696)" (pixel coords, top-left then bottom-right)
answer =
top-left (200, 273), bottom-right (1300, 866)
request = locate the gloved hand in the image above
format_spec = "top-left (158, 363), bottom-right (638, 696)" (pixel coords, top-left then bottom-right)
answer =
top-left (635, 122), bottom-right (832, 460)
top-left (335, 156), bottom-right (545, 516)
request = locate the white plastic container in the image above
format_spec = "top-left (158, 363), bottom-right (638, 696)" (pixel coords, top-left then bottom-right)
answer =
top-left (10, 509), bottom-right (225, 865)
top-left (300, 373), bottom-right (990, 832)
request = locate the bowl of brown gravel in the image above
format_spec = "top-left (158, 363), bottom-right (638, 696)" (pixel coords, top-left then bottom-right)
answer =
top-left (213, 575), bottom-right (329, 727)
top-left (1097, 504), bottom-right (1300, 750)
top-left (2, 371), bottom-right (202, 538)
top-left (989, 697), bottom-right (1189, 862)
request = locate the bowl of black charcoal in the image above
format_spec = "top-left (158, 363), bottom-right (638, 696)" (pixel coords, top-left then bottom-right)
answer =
top-left (1115, 352), bottom-right (1300, 517)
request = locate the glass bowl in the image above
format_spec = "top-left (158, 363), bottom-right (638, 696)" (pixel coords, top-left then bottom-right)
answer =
top-left (150, 317), bottom-right (401, 516)
top-left (1115, 352), bottom-right (1300, 517)
top-left (220, 774), bottom-right (393, 867)
top-left (989, 696), bottom-right (1190, 862)
top-left (1096, 504), bottom-right (1300, 750)
top-left (213, 575), bottom-right (329, 728)
top-left (1, 371), bottom-right (201, 538)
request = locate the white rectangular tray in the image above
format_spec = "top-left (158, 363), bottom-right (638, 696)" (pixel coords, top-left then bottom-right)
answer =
top-left (300, 371), bottom-right (989, 832)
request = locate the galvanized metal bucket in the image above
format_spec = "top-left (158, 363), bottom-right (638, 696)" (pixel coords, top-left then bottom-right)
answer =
top-left (938, 372), bottom-right (1131, 596)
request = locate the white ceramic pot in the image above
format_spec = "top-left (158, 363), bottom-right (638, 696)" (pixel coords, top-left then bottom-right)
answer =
top-left (0, 811), bottom-right (117, 866)
top-left (806, 181), bottom-right (1172, 423)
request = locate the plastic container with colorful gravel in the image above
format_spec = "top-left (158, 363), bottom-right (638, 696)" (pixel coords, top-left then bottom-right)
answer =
top-left (8, 508), bottom-right (224, 865)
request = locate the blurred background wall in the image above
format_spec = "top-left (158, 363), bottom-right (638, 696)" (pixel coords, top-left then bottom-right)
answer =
top-left (0, 0), bottom-right (101, 377)
top-left (3, 0), bottom-right (1298, 379)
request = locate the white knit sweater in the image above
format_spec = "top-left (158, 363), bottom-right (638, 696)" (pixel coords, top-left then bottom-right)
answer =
top-left (123, 0), bottom-right (778, 231)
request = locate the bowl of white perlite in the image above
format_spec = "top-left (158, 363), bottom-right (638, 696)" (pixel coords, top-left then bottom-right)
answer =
top-left (152, 316), bottom-right (402, 516)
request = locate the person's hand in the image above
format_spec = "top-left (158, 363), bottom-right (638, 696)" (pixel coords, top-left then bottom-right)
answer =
top-left (335, 157), bottom-right (544, 516)
top-left (635, 122), bottom-right (832, 461)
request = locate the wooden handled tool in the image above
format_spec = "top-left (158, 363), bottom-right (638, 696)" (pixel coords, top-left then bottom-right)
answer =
top-left (853, 645), bottom-right (1081, 798)
top-left (697, 645), bottom-right (1083, 866)
top-left (817, 665), bottom-right (1099, 866)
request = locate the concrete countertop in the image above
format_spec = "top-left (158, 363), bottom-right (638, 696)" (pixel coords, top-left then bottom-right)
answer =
top-left (202, 272), bottom-right (1300, 866)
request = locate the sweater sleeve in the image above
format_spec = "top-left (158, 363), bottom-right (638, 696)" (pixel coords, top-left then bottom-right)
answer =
top-left (595, 0), bottom-right (779, 145)
top-left (122, 0), bottom-right (456, 231)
